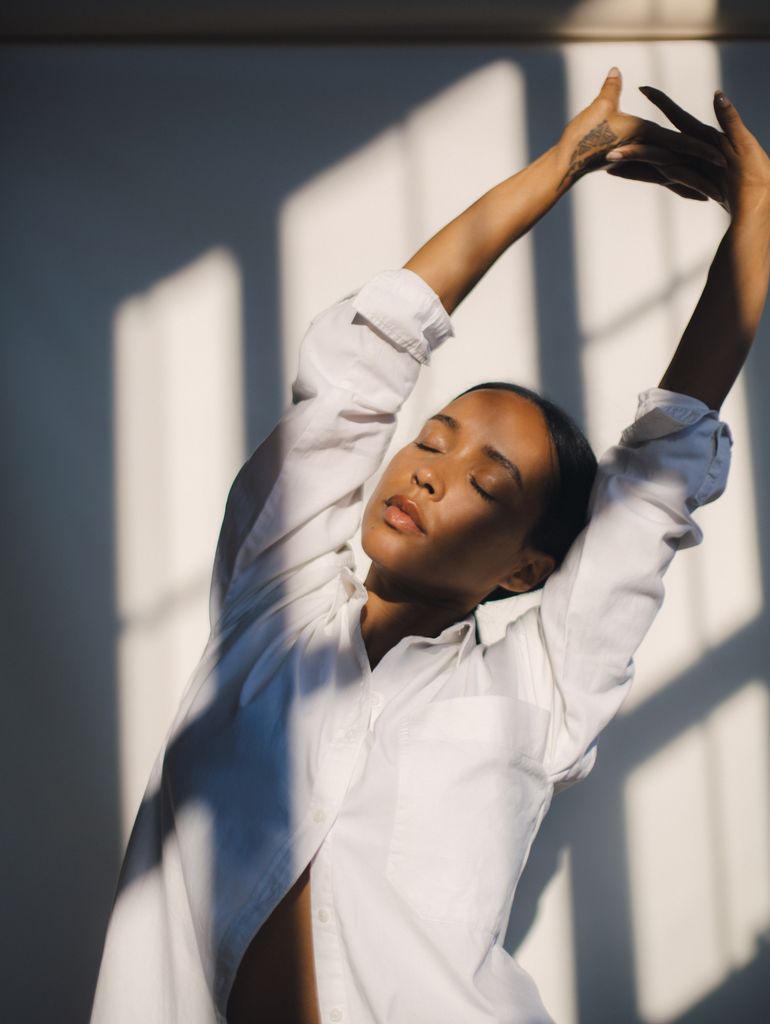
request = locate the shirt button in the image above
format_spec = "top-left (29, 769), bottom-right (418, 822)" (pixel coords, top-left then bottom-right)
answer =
top-left (318, 908), bottom-right (330, 923)
top-left (329, 1010), bottom-right (343, 1022)
top-left (313, 808), bottom-right (326, 823)
top-left (344, 727), bottom-right (358, 741)
top-left (371, 691), bottom-right (383, 707)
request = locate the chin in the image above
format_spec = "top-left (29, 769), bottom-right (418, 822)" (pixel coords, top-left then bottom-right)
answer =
top-left (360, 515), bottom-right (425, 581)
top-left (360, 514), bottom-right (399, 564)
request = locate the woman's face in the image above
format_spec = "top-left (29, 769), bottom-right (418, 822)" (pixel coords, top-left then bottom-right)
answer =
top-left (361, 388), bottom-right (558, 607)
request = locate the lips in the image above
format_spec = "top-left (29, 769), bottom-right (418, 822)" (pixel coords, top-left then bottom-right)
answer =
top-left (384, 494), bottom-right (426, 534)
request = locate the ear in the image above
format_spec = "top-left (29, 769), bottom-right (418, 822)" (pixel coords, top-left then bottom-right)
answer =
top-left (497, 549), bottom-right (556, 595)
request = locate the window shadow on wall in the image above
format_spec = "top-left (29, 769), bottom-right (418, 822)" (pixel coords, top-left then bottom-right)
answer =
top-left (4, 38), bottom-right (769, 1024)
top-left (506, 41), bottom-right (770, 1024)
top-left (1, 43), bottom-right (530, 1022)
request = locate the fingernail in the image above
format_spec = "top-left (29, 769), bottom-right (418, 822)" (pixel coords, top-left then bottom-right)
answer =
top-left (715, 90), bottom-right (730, 106)
top-left (607, 67), bottom-right (621, 78)
top-left (605, 149), bottom-right (625, 161)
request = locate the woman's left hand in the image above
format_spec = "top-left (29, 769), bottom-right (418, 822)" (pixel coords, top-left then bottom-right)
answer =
top-left (555, 67), bottom-right (727, 198)
top-left (605, 84), bottom-right (770, 217)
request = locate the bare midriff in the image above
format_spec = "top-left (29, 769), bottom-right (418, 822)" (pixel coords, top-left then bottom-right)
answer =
top-left (226, 862), bottom-right (321, 1024)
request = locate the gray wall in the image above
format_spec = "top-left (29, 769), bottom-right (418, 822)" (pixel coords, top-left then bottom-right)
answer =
top-left (2, 37), bottom-right (768, 1023)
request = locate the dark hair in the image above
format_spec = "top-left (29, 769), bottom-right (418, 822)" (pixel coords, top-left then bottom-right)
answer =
top-left (458, 381), bottom-right (598, 602)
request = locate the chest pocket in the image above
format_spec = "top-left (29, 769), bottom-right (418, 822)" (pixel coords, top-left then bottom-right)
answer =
top-left (385, 695), bottom-right (551, 937)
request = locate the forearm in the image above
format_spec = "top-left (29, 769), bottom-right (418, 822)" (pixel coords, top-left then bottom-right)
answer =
top-left (660, 206), bottom-right (770, 411)
top-left (403, 146), bottom-right (569, 316)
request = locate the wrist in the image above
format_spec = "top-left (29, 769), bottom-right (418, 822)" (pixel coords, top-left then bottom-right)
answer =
top-left (552, 120), bottom-right (618, 195)
top-left (731, 186), bottom-right (770, 233)
top-left (494, 144), bottom-right (573, 226)
top-left (539, 142), bottom-right (575, 197)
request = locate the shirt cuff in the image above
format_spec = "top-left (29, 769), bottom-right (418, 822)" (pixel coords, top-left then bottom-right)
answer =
top-left (350, 268), bottom-right (455, 366)
top-left (619, 385), bottom-right (733, 511)
top-left (621, 386), bottom-right (719, 445)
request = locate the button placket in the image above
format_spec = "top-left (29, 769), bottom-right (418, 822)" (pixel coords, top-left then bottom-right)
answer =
top-left (368, 689), bottom-right (384, 731)
top-left (308, 831), bottom-right (348, 1024)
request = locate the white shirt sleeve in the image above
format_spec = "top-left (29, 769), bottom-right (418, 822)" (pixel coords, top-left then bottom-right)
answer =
top-left (208, 268), bottom-right (454, 626)
top-left (491, 387), bottom-right (733, 791)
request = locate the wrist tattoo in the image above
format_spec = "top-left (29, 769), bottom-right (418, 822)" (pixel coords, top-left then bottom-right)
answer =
top-left (558, 120), bottom-right (618, 191)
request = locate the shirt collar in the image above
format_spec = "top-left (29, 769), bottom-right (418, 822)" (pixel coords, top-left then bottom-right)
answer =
top-left (432, 614), bottom-right (475, 644)
top-left (340, 567), bottom-right (476, 648)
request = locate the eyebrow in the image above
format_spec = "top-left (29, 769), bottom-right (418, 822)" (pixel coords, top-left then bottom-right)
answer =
top-left (426, 414), bottom-right (524, 490)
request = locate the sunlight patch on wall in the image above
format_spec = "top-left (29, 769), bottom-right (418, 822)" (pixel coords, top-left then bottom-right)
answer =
top-left (278, 125), bottom-right (412, 398)
top-left (562, 0), bottom-right (718, 37)
top-left (513, 845), bottom-right (579, 1024)
top-left (567, 42), bottom-right (763, 711)
top-left (686, 382), bottom-right (762, 647)
top-left (706, 680), bottom-right (770, 967)
top-left (112, 247), bottom-right (245, 840)
top-left (278, 60), bottom-right (537, 580)
top-left (624, 679), bottom-right (770, 1022)
top-left (568, 41), bottom-right (725, 448)
top-left (626, 377), bottom-right (762, 711)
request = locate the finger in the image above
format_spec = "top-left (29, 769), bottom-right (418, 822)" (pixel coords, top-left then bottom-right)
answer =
top-left (638, 85), bottom-right (719, 144)
top-left (598, 66), bottom-right (622, 108)
top-left (714, 91), bottom-right (750, 146)
top-left (605, 161), bottom-right (665, 185)
top-left (660, 163), bottom-right (724, 202)
top-left (606, 162), bottom-right (716, 201)
top-left (606, 143), bottom-right (689, 165)
top-left (641, 122), bottom-right (727, 166)
top-left (664, 183), bottom-right (709, 201)
top-left (606, 144), bottom-right (728, 184)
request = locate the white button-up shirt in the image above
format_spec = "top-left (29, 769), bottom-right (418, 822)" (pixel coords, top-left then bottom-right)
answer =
top-left (90, 268), bottom-right (733, 1024)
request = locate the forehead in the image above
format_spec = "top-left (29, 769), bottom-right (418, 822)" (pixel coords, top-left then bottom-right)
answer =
top-left (431, 388), bottom-right (556, 478)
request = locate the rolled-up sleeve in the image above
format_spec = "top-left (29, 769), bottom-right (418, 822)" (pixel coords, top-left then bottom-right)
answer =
top-left (507, 387), bottom-right (733, 789)
top-left (208, 268), bottom-right (454, 626)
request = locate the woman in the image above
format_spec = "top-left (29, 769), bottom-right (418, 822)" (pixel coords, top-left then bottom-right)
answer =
top-left (91, 69), bottom-right (770, 1023)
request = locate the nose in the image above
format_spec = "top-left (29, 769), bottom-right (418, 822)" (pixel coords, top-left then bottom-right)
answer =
top-left (412, 464), bottom-right (443, 499)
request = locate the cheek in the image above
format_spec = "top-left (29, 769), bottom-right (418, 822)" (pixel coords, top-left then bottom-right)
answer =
top-left (364, 452), bottom-right (411, 511)
top-left (360, 467), bottom-right (402, 554)
top-left (360, 491), bottom-right (383, 544)
top-left (430, 504), bottom-right (517, 574)
top-left (447, 502), bottom-right (527, 562)
top-left (451, 518), bottom-right (515, 564)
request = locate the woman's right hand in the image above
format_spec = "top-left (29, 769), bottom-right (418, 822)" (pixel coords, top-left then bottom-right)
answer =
top-left (604, 86), bottom-right (770, 220)
top-left (554, 68), bottom-right (726, 195)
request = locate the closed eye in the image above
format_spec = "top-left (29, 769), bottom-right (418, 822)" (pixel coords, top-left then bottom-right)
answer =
top-left (415, 442), bottom-right (495, 502)
top-left (470, 478), bottom-right (495, 503)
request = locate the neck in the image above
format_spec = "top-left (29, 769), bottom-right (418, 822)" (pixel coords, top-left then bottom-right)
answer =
top-left (360, 565), bottom-right (475, 671)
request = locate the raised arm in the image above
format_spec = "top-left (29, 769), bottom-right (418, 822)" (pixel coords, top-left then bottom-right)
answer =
top-left (208, 273), bottom-right (454, 627)
top-left (604, 87), bottom-right (770, 411)
top-left (480, 80), bottom-right (766, 790)
top-left (403, 68), bottom-right (725, 316)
